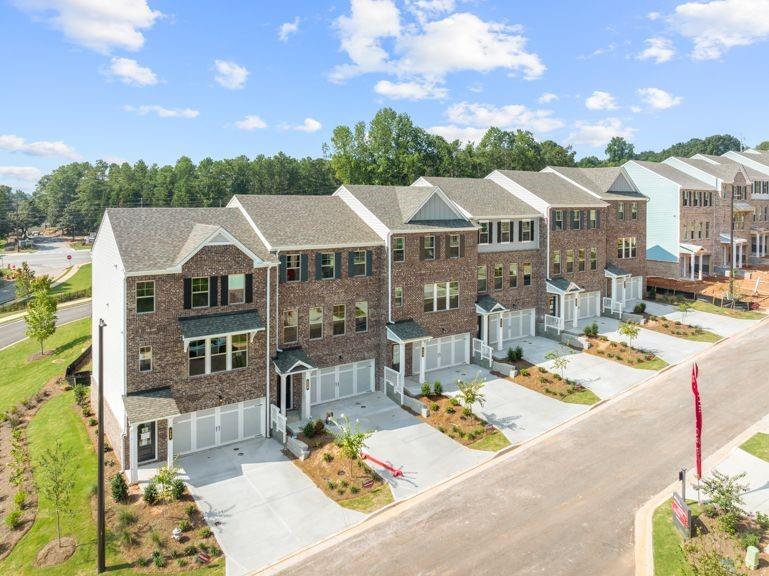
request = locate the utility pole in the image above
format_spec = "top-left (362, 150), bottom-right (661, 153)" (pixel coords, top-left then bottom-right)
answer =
top-left (97, 319), bottom-right (106, 573)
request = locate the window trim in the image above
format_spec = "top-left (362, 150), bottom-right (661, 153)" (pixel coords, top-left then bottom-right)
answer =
top-left (493, 264), bottom-right (503, 291)
top-left (332, 304), bottom-right (346, 336)
top-left (228, 273), bottom-right (246, 305)
top-left (424, 281), bottom-right (459, 312)
top-left (187, 333), bottom-right (250, 377)
top-left (500, 221), bottom-right (511, 243)
top-left (478, 221), bottom-right (490, 245)
top-left (392, 237), bottom-right (405, 262)
top-left (566, 249), bottom-right (574, 274)
top-left (588, 209), bottom-right (597, 229)
top-left (509, 263), bottom-right (518, 288)
top-left (448, 234), bottom-right (460, 258)
top-left (554, 210), bottom-right (564, 230)
top-left (590, 247), bottom-right (597, 270)
top-left (631, 202), bottom-right (638, 220)
top-left (136, 280), bottom-right (155, 314)
top-left (191, 277), bottom-right (210, 309)
top-left (285, 254), bottom-right (301, 283)
top-left (578, 248), bottom-right (586, 272)
top-left (477, 265), bottom-right (487, 293)
top-left (617, 202), bottom-right (625, 221)
top-left (520, 220), bottom-right (533, 242)
top-left (394, 286), bottom-right (404, 308)
top-left (309, 306), bottom-right (323, 340)
top-left (552, 250), bottom-right (561, 276)
top-left (570, 209), bottom-right (581, 230)
top-left (423, 235), bottom-right (435, 260)
top-left (283, 308), bottom-right (299, 345)
top-left (320, 252), bottom-right (336, 280)
top-left (139, 346), bottom-right (152, 372)
top-left (355, 301), bottom-right (368, 333)
top-left (351, 250), bottom-right (367, 277)
top-left (523, 263), bottom-right (532, 287)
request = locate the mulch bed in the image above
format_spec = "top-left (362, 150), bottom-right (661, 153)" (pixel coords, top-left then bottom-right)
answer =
top-left (417, 395), bottom-right (498, 446)
top-left (496, 361), bottom-right (596, 404)
top-left (644, 315), bottom-right (709, 338)
top-left (35, 536), bottom-right (76, 567)
top-left (648, 275), bottom-right (769, 310)
top-left (685, 511), bottom-right (769, 573)
top-left (584, 335), bottom-right (658, 368)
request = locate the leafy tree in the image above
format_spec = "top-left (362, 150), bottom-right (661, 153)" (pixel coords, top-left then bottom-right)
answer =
top-left (618, 321), bottom-right (640, 348)
top-left (26, 284), bottom-right (57, 354)
top-left (154, 463), bottom-right (181, 504)
top-left (545, 348), bottom-right (571, 378)
top-left (605, 137), bottom-right (636, 165)
top-left (38, 439), bottom-right (75, 546)
top-left (540, 140), bottom-right (577, 167)
top-left (577, 155), bottom-right (603, 168)
top-left (0, 184), bottom-right (13, 239)
top-left (678, 300), bottom-right (693, 323)
top-left (60, 203), bottom-right (86, 240)
top-left (14, 261), bottom-right (35, 300)
top-left (756, 141), bottom-right (769, 151)
top-left (330, 415), bottom-right (372, 476)
top-left (7, 195), bottom-right (42, 244)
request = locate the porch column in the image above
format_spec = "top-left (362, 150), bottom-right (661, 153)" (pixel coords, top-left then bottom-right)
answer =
top-left (302, 370), bottom-right (312, 421)
top-left (166, 418), bottom-right (174, 467)
top-left (481, 314), bottom-right (489, 345)
top-left (611, 277), bottom-right (617, 303)
top-left (732, 241), bottom-right (737, 270)
top-left (573, 297), bottom-right (578, 329)
top-left (496, 314), bottom-right (503, 352)
top-left (279, 373), bottom-right (287, 415)
top-left (418, 341), bottom-right (426, 384)
top-left (738, 243), bottom-right (744, 268)
top-left (690, 253), bottom-right (695, 280)
top-left (559, 293), bottom-right (565, 330)
top-left (129, 424), bottom-right (138, 484)
top-left (698, 253), bottom-right (703, 280)
top-left (399, 342), bottom-right (405, 380)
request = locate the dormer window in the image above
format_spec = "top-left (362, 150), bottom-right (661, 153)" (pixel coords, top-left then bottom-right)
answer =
top-left (478, 222), bottom-right (489, 245)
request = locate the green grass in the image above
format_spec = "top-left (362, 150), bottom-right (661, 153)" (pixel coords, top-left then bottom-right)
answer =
top-left (562, 388), bottom-right (600, 405)
top-left (652, 499), bottom-right (702, 576)
top-left (680, 330), bottom-right (722, 343)
top-left (689, 299), bottom-right (764, 320)
top-left (468, 429), bottom-right (511, 451)
top-left (339, 485), bottom-right (394, 513)
top-left (68, 242), bottom-right (92, 251)
top-left (636, 357), bottom-right (669, 371)
top-left (50, 264), bottom-right (91, 297)
top-left (0, 317), bottom-right (90, 413)
top-left (740, 432), bottom-right (769, 463)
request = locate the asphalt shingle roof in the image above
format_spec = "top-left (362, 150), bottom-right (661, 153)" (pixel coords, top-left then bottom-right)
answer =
top-left (495, 170), bottom-right (607, 207)
top-left (670, 157), bottom-right (763, 183)
top-left (273, 348), bottom-right (316, 374)
top-left (106, 207), bottom-right (272, 273)
top-left (418, 177), bottom-right (540, 219)
top-left (476, 294), bottom-right (506, 313)
top-left (232, 194), bottom-right (383, 249)
top-left (387, 320), bottom-right (430, 342)
top-left (123, 387), bottom-right (179, 424)
top-left (178, 310), bottom-right (265, 340)
top-left (546, 166), bottom-right (646, 201)
top-left (628, 161), bottom-right (716, 190)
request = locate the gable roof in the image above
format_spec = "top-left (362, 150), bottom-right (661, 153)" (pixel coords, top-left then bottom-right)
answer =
top-left (692, 154), bottom-right (767, 181)
top-left (728, 150), bottom-right (769, 170)
top-left (669, 157), bottom-right (755, 184)
top-left (545, 166), bottom-right (646, 201)
top-left (626, 161), bottom-right (716, 190)
top-left (416, 176), bottom-right (540, 219)
top-left (231, 194), bottom-right (383, 250)
top-left (495, 170), bottom-right (608, 207)
top-left (105, 207), bottom-right (272, 275)
top-left (339, 184), bottom-right (474, 232)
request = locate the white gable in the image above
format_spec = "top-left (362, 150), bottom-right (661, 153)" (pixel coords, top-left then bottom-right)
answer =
top-left (610, 171), bottom-right (637, 193)
top-left (411, 192), bottom-right (460, 221)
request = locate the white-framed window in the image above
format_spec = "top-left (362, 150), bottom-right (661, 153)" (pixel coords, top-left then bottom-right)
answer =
top-left (477, 266), bottom-right (487, 293)
top-left (552, 250), bottom-right (561, 276)
top-left (617, 237), bottom-right (637, 259)
top-left (578, 248), bottom-right (586, 272)
top-left (355, 301), bottom-right (368, 333)
top-left (631, 202), bottom-right (638, 220)
top-left (520, 220), bottom-right (533, 241)
top-left (309, 306), bottom-right (323, 340)
top-left (494, 264), bottom-right (503, 290)
top-left (333, 305), bottom-right (346, 336)
top-left (500, 221), bottom-right (511, 243)
top-left (693, 192), bottom-right (700, 207)
top-left (283, 309), bottom-right (298, 344)
top-left (478, 222), bottom-right (490, 244)
top-left (188, 340), bottom-right (206, 376)
top-left (187, 333), bottom-right (249, 376)
top-left (320, 253), bottom-right (335, 279)
top-left (423, 235), bottom-right (435, 260)
top-left (617, 202), bottom-right (625, 220)
top-left (590, 247), bottom-right (597, 270)
top-left (449, 281), bottom-right (459, 309)
top-left (424, 281), bottom-right (459, 312)
top-left (588, 209), bottom-right (598, 229)
top-left (392, 237), bottom-right (405, 262)
top-left (191, 277), bottom-right (209, 308)
top-left (136, 281), bottom-right (155, 314)
top-left (683, 191), bottom-right (690, 207)
top-left (523, 263), bottom-right (532, 286)
top-left (571, 210), bottom-right (581, 230)
top-left (566, 249), bottom-right (574, 273)
top-left (554, 210), bottom-right (564, 230)
top-left (424, 284), bottom-right (435, 312)
top-left (285, 254), bottom-right (301, 282)
top-left (394, 286), bottom-right (404, 308)
top-left (210, 336), bottom-right (227, 373)
top-left (448, 234), bottom-right (460, 258)
top-left (228, 273), bottom-right (245, 304)
top-left (231, 333), bottom-right (248, 369)
top-left (139, 346), bottom-right (152, 372)
top-left (509, 263), bottom-right (518, 288)
top-left (351, 250), bottom-right (367, 277)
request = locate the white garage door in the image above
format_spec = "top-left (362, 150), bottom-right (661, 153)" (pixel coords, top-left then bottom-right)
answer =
top-left (488, 308), bottom-right (535, 346)
top-left (412, 333), bottom-right (470, 375)
top-left (172, 398), bottom-right (264, 457)
top-left (578, 291), bottom-right (600, 319)
top-left (309, 359), bottom-right (375, 406)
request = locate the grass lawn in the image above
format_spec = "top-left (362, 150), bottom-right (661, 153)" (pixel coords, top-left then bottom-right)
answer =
top-left (636, 357), bottom-right (670, 371)
top-left (50, 264), bottom-right (91, 297)
top-left (68, 242), bottom-right (92, 251)
top-left (741, 432), bottom-right (769, 463)
top-left (339, 485), bottom-right (394, 513)
top-left (563, 388), bottom-right (601, 404)
top-left (652, 499), bottom-right (703, 576)
top-left (690, 299), bottom-right (764, 320)
top-left (0, 318), bottom-right (90, 413)
top-left (468, 429), bottom-right (510, 451)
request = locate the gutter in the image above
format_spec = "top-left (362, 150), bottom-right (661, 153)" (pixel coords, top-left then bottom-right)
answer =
top-left (387, 233), bottom-right (392, 324)
top-left (265, 264), bottom-right (271, 438)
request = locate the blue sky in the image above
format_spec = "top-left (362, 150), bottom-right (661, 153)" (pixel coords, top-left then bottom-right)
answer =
top-left (1, 0), bottom-right (768, 191)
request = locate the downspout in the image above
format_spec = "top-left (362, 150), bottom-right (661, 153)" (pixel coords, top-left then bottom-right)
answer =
top-left (387, 233), bottom-right (392, 323)
top-left (265, 264), bottom-right (271, 438)
top-left (274, 250), bottom-right (281, 352)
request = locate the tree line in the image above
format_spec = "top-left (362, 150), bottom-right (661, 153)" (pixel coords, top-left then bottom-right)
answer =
top-left (1, 106), bottom-right (766, 240)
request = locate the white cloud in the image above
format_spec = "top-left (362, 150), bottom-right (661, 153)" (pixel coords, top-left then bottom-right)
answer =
top-left (468, 83), bottom-right (483, 93)
top-left (374, 79), bottom-right (448, 100)
top-left (234, 115), bottom-right (268, 130)
top-left (577, 42), bottom-right (617, 60)
top-left (282, 118), bottom-right (323, 133)
top-left (637, 37), bottom-right (676, 63)
top-left (585, 90), bottom-right (619, 110)
top-left (124, 105), bottom-right (199, 118)
top-left (213, 59), bottom-right (249, 90)
top-left (278, 17), bottom-right (300, 41)
top-left (567, 118), bottom-right (636, 147)
top-left (538, 92), bottom-right (558, 104)
top-left (14, 0), bottom-right (161, 53)
top-left (427, 125), bottom-right (488, 143)
top-left (648, 11), bottom-right (662, 20)
top-left (670, 0), bottom-right (769, 60)
top-left (0, 134), bottom-right (82, 160)
top-left (445, 102), bottom-right (564, 133)
top-left (406, 0), bottom-right (455, 22)
top-left (630, 105), bottom-right (643, 113)
top-left (637, 87), bottom-right (683, 109)
top-left (0, 166), bottom-right (43, 183)
top-left (107, 57), bottom-right (158, 86)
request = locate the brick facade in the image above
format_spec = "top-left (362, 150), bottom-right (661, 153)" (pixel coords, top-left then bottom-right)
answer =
top-left (605, 199), bottom-right (647, 282)
top-left (548, 207), bottom-right (608, 293)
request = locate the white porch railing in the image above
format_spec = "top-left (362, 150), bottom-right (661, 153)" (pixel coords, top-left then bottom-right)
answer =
top-left (384, 366), bottom-right (404, 405)
top-left (472, 337), bottom-right (493, 364)
top-left (544, 314), bottom-right (563, 334)
top-left (270, 403), bottom-right (286, 441)
top-left (602, 297), bottom-right (624, 318)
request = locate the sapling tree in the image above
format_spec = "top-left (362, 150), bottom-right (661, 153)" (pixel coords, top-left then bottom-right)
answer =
top-left (545, 349), bottom-right (571, 379)
top-left (618, 321), bottom-right (640, 349)
top-left (331, 415), bottom-right (373, 477)
top-left (678, 300), bottom-right (693, 323)
top-left (457, 374), bottom-right (486, 413)
top-left (26, 285), bottom-right (57, 355)
top-left (38, 439), bottom-right (75, 546)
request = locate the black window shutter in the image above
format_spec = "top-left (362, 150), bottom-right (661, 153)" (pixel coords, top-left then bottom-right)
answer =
top-left (315, 252), bottom-right (322, 280)
top-left (245, 273), bottom-right (253, 303)
top-left (580, 210), bottom-right (586, 229)
top-left (183, 278), bottom-right (191, 309)
top-left (209, 276), bottom-right (218, 307)
top-left (335, 252), bottom-right (342, 278)
top-left (419, 237), bottom-right (425, 260)
top-left (596, 210), bottom-right (601, 229)
top-left (518, 221), bottom-right (523, 242)
top-left (348, 251), bottom-right (355, 276)
top-left (300, 254), bottom-right (308, 281)
top-left (434, 235), bottom-right (441, 259)
top-left (279, 255), bottom-right (287, 284)
top-left (444, 234), bottom-right (450, 259)
top-left (460, 235), bottom-right (465, 257)
top-left (220, 275), bottom-right (229, 306)
top-left (496, 222), bottom-right (502, 243)
top-left (551, 213), bottom-right (556, 230)
top-left (366, 250), bottom-right (372, 276)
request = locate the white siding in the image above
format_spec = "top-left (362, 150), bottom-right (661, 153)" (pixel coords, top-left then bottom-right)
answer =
top-left (477, 219), bottom-right (539, 253)
top-left (91, 213), bottom-right (127, 439)
top-left (334, 186), bottom-right (390, 240)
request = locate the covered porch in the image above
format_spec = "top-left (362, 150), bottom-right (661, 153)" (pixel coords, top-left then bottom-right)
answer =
top-left (273, 348), bottom-right (317, 424)
top-left (544, 278), bottom-right (584, 334)
top-left (679, 243), bottom-right (709, 280)
top-left (719, 233), bottom-right (749, 269)
top-left (386, 319), bottom-right (432, 385)
top-left (124, 387), bottom-right (180, 484)
top-left (475, 295), bottom-right (536, 354)
top-left (751, 226), bottom-right (769, 258)
top-left (603, 264), bottom-right (643, 316)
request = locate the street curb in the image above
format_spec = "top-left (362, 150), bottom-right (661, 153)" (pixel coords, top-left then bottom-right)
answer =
top-left (0, 297), bottom-right (91, 326)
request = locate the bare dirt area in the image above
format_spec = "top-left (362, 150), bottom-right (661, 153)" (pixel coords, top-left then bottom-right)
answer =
top-left (494, 361), bottom-right (599, 405)
top-left (648, 275), bottom-right (769, 310)
top-left (417, 394), bottom-right (505, 446)
top-left (35, 536), bottom-right (76, 567)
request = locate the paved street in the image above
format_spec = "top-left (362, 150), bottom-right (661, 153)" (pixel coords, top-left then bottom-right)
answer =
top-left (277, 318), bottom-right (769, 576)
top-left (0, 301), bottom-right (91, 349)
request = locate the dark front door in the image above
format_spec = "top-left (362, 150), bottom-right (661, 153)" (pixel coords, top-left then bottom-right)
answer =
top-left (279, 375), bottom-right (294, 410)
top-left (137, 421), bottom-right (156, 463)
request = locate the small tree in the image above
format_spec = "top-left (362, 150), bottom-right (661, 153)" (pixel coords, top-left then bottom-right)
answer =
top-left (618, 321), bottom-right (640, 349)
top-left (331, 415), bottom-right (373, 477)
top-left (545, 349), bottom-right (571, 379)
top-left (38, 439), bottom-right (75, 546)
top-left (154, 463), bottom-right (181, 505)
top-left (26, 286), bottom-right (57, 355)
top-left (457, 374), bottom-right (486, 411)
top-left (14, 261), bottom-right (35, 300)
top-left (678, 300), bottom-right (693, 323)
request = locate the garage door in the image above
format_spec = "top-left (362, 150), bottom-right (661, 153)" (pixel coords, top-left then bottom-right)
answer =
top-left (578, 291), bottom-right (600, 319)
top-left (309, 359), bottom-right (375, 406)
top-left (488, 309), bottom-right (535, 347)
top-left (412, 333), bottom-right (470, 375)
top-left (172, 398), bottom-right (264, 457)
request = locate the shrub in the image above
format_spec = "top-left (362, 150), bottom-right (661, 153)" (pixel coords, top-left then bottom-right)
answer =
top-left (13, 491), bottom-right (26, 509)
top-left (302, 421), bottom-right (316, 438)
top-left (756, 511), bottom-right (769, 530)
top-left (633, 302), bottom-right (646, 314)
top-left (462, 407), bottom-right (472, 417)
top-left (741, 532), bottom-right (761, 549)
top-left (350, 485), bottom-right (360, 494)
top-left (178, 559), bottom-right (188, 568)
top-left (583, 323), bottom-right (599, 338)
top-left (506, 346), bottom-right (523, 363)
top-left (519, 368), bottom-right (530, 377)
top-left (537, 367), bottom-right (547, 373)
top-left (111, 472), bottom-right (129, 504)
top-left (314, 419), bottom-right (325, 435)
top-left (421, 383), bottom-right (431, 396)
top-left (467, 432), bottom-right (477, 441)
top-left (539, 377), bottom-right (549, 385)
top-left (184, 544), bottom-right (198, 557)
top-left (327, 480), bottom-right (336, 490)
top-left (433, 381), bottom-right (443, 395)
top-left (149, 528), bottom-right (165, 548)
top-left (143, 481), bottom-right (158, 505)
top-left (719, 512), bottom-right (740, 535)
top-left (185, 503), bottom-right (197, 519)
top-left (430, 402), bottom-right (439, 412)
top-left (446, 406), bottom-right (455, 414)
top-left (209, 546), bottom-right (221, 557)
top-left (178, 519), bottom-right (191, 532)
top-left (449, 397), bottom-right (460, 406)
top-left (152, 550), bottom-right (166, 568)
top-left (5, 510), bottom-right (22, 530)
top-left (73, 383), bottom-right (88, 407)
top-left (137, 556), bottom-right (150, 567)
top-left (323, 452), bottom-right (333, 463)
top-left (703, 503), bottom-right (718, 518)
top-left (88, 417), bottom-right (97, 426)
top-left (170, 478), bottom-right (186, 501)
top-left (201, 527), bottom-right (213, 538)
top-left (117, 508), bottom-right (137, 528)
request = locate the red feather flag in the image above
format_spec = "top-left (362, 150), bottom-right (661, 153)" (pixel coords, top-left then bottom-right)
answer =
top-left (691, 363), bottom-right (702, 479)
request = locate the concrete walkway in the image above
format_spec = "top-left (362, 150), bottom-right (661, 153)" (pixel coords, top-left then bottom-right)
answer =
top-left (707, 448), bottom-right (769, 514)
top-left (643, 299), bottom-right (761, 337)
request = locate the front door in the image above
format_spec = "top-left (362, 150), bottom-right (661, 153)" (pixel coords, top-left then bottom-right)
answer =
top-left (137, 422), bottom-right (156, 463)
top-left (279, 375), bottom-right (294, 411)
top-left (548, 295), bottom-right (559, 317)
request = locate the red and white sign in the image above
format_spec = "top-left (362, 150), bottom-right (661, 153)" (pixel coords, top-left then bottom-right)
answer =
top-left (67, 254), bottom-right (72, 261)
top-left (671, 492), bottom-right (692, 538)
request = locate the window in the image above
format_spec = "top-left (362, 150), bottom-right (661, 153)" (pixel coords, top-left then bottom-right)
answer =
top-left (231, 334), bottom-right (248, 369)
top-left (448, 234), bottom-right (460, 258)
top-left (734, 186), bottom-right (744, 200)
top-left (682, 191), bottom-right (690, 207)
top-left (554, 210), bottom-right (564, 230)
top-left (139, 346), bottom-right (152, 372)
top-left (188, 340), bottom-right (206, 376)
top-left (578, 249), bottom-right (586, 272)
top-left (520, 220), bottom-right (533, 242)
top-left (571, 210), bottom-right (581, 230)
top-left (394, 287), bottom-right (404, 308)
top-left (285, 254), bottom-right (301, 282)
top-left (566, 250), bottom-right (574, 273)
top-left (351, 250), bottom-right (367, 276)
top-left (210, 337), bottom-right (227, 373)
top-left (424, 282), bottom-right (458, 312)
top-left (477, 265), bottom-right (487, 293)
top-left (136, 281), bottom-right (155, 314)
top-left (693, 192), bottom-right (700, 207)
top-left (478, 222), bottom-right (490, 244)
top-left (705, 221), bottom-right (711, 238)
top-left (436, 283), bottom-right (447, 310)
top-left (588, 209), bottom-right (597, 229)
top-left (590, 247), bottom-right (597, 270)
top-left (617, 237), bottom-right (637, 259)
top-left (320, 253), bottom-right (335, 279)
top-left (552, 250), bottom-right (561, 276)
top-left (228, 273), bottom-right (245, 304)
top-left (333, 305), bottom-right (346, 336)
top-left (523, 263), bottom-right (532, 286)
top-left (698, 222), bottom-right (703, 239)
top-left (423, 236), bottom-right (435, 260)
top-left (392, 237), bottom-right (405, 262)
top-left (500, 221), bottom-right (511, 243)
top-left (449, 281), bottom-right (459, 309)
top-left (392, 345), bottom-right (400, 372)
top-left (424, 284), bottom-right (435, 312)
top-left (494, 264), bottom-right (503, 290)
top-left (283, 309), bottom-right (298, 344)
top-left (509, 263), bottom-right (518, 288)
top-left (617, 202), bottom-right (625, 220)
top-left (191, 277), bottom-right (209, 308)
top-left (355, 301), bottom-right (368, 333)
top-left (631, 202), bottom-right (638, 220)
top-left (309, 307), bottom-right (323, 340)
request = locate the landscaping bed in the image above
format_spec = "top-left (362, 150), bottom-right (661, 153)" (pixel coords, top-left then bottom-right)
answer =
top-left (417, 394), bottom-right (509, 451)
top-left (643, 315), bottom-right (722, 343)
top-left (293, 424), bottom-right (394, 513)
top-left (500, 361), bottom-right (599, 405)
top-left (584, 335), bottom-right (667, 370)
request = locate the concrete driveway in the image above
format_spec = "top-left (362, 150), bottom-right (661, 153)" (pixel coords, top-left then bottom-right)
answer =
top-left (179, 437), bottom-right (364, 576)
top-left (505, 335), bottom-right (578, 365)
top-left (319, 391), bottom-right (487, 500)
top-left (538, 351), bottom-right (651, 399)
top-left (643, 299), bottom-right (760, 337)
